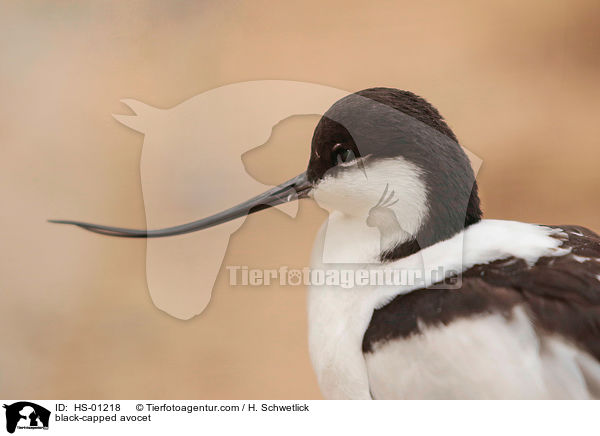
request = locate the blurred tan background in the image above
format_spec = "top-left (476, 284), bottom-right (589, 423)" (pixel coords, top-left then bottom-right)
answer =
top-left (1, 0), bottom-right (599, 399)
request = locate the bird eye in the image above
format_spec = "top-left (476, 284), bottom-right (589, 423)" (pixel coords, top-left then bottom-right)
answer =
top-left (333, 147), bottom-right (356, 165)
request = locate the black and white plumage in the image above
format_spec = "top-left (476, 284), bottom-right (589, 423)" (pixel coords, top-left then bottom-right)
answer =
top-left (52, 87), bottom-right (600, 399)
top-left (361, 225), bottom-right (600, 399)
top-left (306, 89), bottom-right (600, 399)
top-left (307, 218), bottom-right (600, 399)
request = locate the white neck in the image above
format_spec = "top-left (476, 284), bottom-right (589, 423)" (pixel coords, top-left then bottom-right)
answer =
top-left (315, 211), bottom-right (412, 265)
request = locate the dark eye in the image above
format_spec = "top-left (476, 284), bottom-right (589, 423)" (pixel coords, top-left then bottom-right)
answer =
top-left (332, 147), bottom-right (356, 165)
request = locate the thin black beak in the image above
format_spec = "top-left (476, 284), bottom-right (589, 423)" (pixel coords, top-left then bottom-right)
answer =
top-left (49, 172), bottom-right (312, 238)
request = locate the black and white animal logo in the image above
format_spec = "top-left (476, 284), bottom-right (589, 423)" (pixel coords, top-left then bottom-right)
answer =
top-left (3, 402), bottom-right (50, 434)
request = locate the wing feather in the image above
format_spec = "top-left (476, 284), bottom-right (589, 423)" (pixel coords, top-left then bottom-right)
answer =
top-left (363, 224), bottom-right (600, 398)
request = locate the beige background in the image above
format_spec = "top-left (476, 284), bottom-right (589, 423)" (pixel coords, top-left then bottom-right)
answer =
top-left (1, 0), bottom-right (599, 399)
